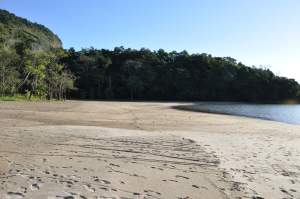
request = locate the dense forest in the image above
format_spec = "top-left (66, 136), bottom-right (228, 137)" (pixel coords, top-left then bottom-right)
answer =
top-left (64, 47), bottom-right (300, 102)
top-left (1, 9), bottom-right (300, 102)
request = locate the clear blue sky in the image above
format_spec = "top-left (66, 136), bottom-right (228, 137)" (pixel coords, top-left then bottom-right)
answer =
top-left (1, 0), bottom-right (299, 82)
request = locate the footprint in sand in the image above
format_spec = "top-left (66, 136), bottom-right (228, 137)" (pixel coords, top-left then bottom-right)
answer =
top-left (20, 186), bottom-right (27, 194)
top-left (192, 185), bottom-right (199, 189)
top-left (63, 196), bottom-right (75, 199)
top-left (83, 184), bottom-right (96, 192)
top-left (56, 196), bottom-right (75, 199)
top-left (201, 186), bottom-right (208, 190)
top-left (99, 187), bottom-right (109, 191)
top-left (109, 163), bottom-right (120, 167)
top-left (93, 177), bottom-right (111, 185)
top-left (144, 190), bottom-right (161, 196)
top-left (31, 183), bottom-right (41, 191)
top-left (59, 180), bottom-right (74, 188)
top-left (280, 188), bottom-right (294, 198)
top-left (175, 175), bottom-right (189, 180)
top-left (290, 189), bottom-right (297, 193)
top-left (6, 192), bottom-right (25, 199)
top-left (100, 179), bottom-right (111, 185)
top-left (43, 170), bottom-right (50, 175)
top-left (163, 179), bottom-right (178, 183)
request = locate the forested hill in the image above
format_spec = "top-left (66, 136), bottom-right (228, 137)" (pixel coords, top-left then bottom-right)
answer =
top-left (0, 9), bottom-right (299, 102)
top-left (0, 9), bottom-right (62, 51)
top-left (0, 9), bottom-right (71, 100)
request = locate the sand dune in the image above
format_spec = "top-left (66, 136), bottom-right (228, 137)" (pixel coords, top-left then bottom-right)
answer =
top-left (0, 101), bottom-right (299, 199)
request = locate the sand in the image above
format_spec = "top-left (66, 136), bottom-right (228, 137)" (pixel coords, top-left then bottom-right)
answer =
top-left (0, 101), bottom-right (299, 199)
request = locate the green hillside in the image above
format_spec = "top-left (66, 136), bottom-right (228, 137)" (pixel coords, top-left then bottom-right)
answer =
top-left (0, 9), bottom-right (62, 51)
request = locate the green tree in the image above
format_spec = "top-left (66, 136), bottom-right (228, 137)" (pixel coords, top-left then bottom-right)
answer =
top-left (23, 52), bottom-right (49, 99)
top-left (0, 48), bottom-right (20, 96)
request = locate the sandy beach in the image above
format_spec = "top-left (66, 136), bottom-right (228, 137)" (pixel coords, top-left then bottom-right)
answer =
top-left (0, 101), bottom-right (299, 199)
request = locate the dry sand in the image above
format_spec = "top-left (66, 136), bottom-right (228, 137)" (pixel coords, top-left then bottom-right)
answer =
top-left (0, 101), bottom-right (299, 199)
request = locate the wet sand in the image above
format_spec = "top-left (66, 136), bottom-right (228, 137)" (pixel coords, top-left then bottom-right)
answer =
top-left (0, 101), bottom-right (299, 199)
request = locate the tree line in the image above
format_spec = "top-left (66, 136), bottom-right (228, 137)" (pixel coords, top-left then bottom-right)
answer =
top-left (63, 47), bottom-right (300, 102)
top-left (1, 45), bottom-right (299, 102)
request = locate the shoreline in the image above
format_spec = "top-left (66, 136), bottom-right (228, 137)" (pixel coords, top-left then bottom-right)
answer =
top-left (173, 103), bottom-right (300, 126)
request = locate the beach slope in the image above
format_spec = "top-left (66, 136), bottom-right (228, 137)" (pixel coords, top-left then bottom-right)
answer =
top-left (0, 101), bottom-right (299, 199)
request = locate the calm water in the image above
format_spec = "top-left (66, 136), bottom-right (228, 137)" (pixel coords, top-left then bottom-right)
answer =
top-left (192, 102), bottom-right (300, 125)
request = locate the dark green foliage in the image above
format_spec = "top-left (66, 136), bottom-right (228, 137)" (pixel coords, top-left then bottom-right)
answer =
top-left (0, 48), bottom-right (20, 96)
top-left (1, 9), bottom-right (299, 102)
top-left (64, 47), bottom-right (300, 102)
